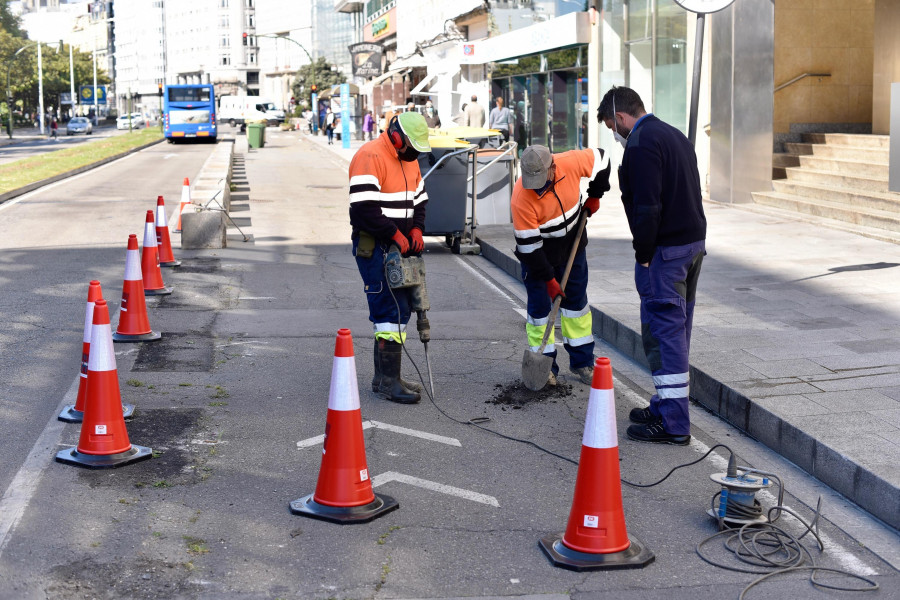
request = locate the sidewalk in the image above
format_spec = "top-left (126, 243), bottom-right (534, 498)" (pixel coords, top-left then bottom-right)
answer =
top-left (309, 132), bottom-right (900, 532)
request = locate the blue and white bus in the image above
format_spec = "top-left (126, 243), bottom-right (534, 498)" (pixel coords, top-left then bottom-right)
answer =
top-left (163, 84), bottom-right (217, 142)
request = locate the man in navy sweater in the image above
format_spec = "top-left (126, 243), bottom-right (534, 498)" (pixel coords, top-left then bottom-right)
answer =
top-left (598, 86), bottom-right (706, 446)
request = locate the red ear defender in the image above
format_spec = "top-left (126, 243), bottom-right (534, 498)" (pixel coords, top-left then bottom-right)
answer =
top-left (389, 117), bottom-right (404, 149)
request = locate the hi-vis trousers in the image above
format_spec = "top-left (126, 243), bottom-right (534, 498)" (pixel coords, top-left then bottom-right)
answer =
top-left (521, 247), bottom-right (594, 374)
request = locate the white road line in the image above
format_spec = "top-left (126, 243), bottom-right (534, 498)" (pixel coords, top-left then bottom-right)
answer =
top-left (0, 151), bottom-right (138, 213)
top-left (0, 376), bottom-right (78, 558)
top-left (296, 420), bottom-right (461, 449)
top-left (237, 296), bottom-right (277, 300)
top-left (164, 154), bottom-right (177, 159)
top-left (371, 471), bottom-right (499, 507)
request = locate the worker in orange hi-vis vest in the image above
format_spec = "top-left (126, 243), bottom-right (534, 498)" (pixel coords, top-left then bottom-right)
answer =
top-left (348, 112), bottom-right (431, 405)
top-left (511, 144), bottom-right (612, 388)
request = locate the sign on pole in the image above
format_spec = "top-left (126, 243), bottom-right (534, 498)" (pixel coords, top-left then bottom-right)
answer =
top-left (79, 85), bottom-right (107, 105)
top-left (340, 83), bottom-right (350, 150)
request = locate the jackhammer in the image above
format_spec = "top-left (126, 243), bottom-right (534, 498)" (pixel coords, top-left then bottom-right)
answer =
top-left (384, 245), bottom-right (435, 398)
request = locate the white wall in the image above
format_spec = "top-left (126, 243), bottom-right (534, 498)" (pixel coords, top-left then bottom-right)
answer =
top-left (395, 0), bottom-right (483, 57)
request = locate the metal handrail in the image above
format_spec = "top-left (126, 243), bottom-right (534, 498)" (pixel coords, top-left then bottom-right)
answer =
top-left (774, 72), bottom-right (831, 93)
top-left (467, 141), bottom-right (518, 182)
top-left (421, 144), bottom-right (478, 182)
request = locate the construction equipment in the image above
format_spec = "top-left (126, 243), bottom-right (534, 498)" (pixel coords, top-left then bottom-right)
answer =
top-left (521, 211), bottom-right (588, 391)
top-left (384, 245), bottom-right (434, 398)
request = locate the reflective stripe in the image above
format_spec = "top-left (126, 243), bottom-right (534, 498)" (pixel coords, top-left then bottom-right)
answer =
top-left (514, 227), bottom-right (541, 238)
top-left (515, 240), bottom-right (543, 254)
top-left (350, 174), bottom-right (381, 188)
top-left (349, 191), bottom-right (383, 203)
top-left (526, 321), bottom-right (554, 348)
top-left (560, 305), bottom-right (590, 319)
top-left (379, 191), bottom-right (417, 201)
top-left (124, 249), bottom-right (142, 281)
top-left (413, 192), bottom-right (428, 204)
top-left (657, 386), bottom-right (689, 399)
top-left (82, 301), bottom-right (95, 343)
top-left (143, 221), bottom-right (158, 248)
top-left (562, 334), bottom-right (594, 347)
top-left (328, 356), bottom-right (360, 411)
top-left (529, 345), bottom-right (555, 355)
top-left (589, 148), bottom-right (609, 180)
top-left (374, 330), bottom-right (407, 344)
top-left (527, 314), bottom-right (549, 327)
top-left (382, 207), bottom-right (414, 219)
top-left (653, 372), bottom-right (689, 386)
top-left (156, 205), bottom-right (167, 227)
top-left (374, 322), bottom-right (406, 333)
top-left (583, 387), bottom-right (617, 449)
top-left (539, 201), bottom-right (581, 236)
top-left (560, 310), bottom-right (592, 345)
top-left (88, 323), bottom-right (117, 372)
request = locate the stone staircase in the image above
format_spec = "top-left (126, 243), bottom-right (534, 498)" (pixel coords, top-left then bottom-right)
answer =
top-left (753, 133), bottom-right (900, 243)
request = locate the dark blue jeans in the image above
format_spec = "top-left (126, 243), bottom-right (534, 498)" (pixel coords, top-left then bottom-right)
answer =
top-left (635, 240), bottom-right (705, 435)
top-left (353, 238), bottom-right (412, 342)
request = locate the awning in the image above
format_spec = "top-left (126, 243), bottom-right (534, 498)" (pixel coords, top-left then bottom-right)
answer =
top-left (409, 73), bottom-right (437, 97)
top-left (369, 67), bottom-right (409, 87)
top-left (317, 83), bottom-right (361, 99)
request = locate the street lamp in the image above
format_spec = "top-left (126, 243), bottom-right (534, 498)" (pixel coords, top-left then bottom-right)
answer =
top-left (255, 33), bottom-right (318, 131)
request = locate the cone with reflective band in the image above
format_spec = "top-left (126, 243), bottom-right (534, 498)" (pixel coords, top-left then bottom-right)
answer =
top-left (155, 195), bottom-right (181, 268)
top-left (290, 328), bottom-right (398, 524)
top-left (113, 234), bottom-right (162, 342)
top-left (539, 357), bottom-right (654, 571)
top-left (59, 281), bottom-right (104, 421)
top-left (141, 210), bottom-right (173, 296)
top-left (56, 299), bottom-right (151, 468)
top-left (174, 177), bottom-right (191, 233)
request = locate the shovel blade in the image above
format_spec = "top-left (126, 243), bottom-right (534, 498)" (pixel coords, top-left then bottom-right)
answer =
top-left (522, 349), bottom-right (554, 391)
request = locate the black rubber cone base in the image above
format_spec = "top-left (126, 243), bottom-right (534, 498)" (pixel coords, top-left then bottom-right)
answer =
top-left (58, 403), bottom-right (134, 423)
top-left (144, 286), bottom-right (173, 296)
top-left (112, 330), bottom-right (162, 343)
top-left (160, 260), bottom-right (182, 268)
top-left (539, 533), bottom-right (655, 571)
top-left (55, 444), bottom-right (152, 469)
top-left (289, 493), bottom-right (398, 524)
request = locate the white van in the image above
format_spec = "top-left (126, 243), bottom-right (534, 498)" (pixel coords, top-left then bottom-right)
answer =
top-left (218, 96), bottom-right (284, 127)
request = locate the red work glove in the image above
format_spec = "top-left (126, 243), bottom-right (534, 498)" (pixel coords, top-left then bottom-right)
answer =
top-left (410, 227), bottom-right (424, 254)
top-left (546, 278), bottom-right (565, 300)
top-left (391, 229), bottom-right (410, 255)
top-left (583, 197), bottom-right (600, 217)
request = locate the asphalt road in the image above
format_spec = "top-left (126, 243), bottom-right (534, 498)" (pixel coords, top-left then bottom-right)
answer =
top-left (0, 133), bottom-right (896, 599)
top-left (0, 124), bottom-right (150, 166)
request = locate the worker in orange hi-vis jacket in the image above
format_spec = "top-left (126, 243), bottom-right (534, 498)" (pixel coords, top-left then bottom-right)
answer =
top-left (348, 111), bottom-right (431, 405)
top-left (511, 144), bottom-right (612, 387)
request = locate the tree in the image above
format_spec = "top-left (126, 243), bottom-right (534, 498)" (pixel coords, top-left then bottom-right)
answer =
top-left (291, 57), bottom-right (346, 107)
top-left (0, 0), bottom-right (23, 38)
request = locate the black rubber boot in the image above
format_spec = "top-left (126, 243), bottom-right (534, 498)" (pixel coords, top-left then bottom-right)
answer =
top-left (372, 339), bottom-right (422, 395)
top-left (375, 339), bottom-right (420, 404)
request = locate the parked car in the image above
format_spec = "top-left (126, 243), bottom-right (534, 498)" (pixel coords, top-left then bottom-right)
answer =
top-left (66, 117), bottom-right (92, 135)
top-left (116, 113), bottom-right (144, 130)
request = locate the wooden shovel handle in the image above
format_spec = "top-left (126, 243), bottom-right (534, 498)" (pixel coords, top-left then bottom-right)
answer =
top-left (536, 211), bottom-right (588, 354)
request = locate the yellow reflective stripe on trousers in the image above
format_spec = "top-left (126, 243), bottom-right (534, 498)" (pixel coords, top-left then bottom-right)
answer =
top-left (525, 321), bottom-right (555, 352)
top-left (560, 311), bottom-right (592, 347)
top-left (374, 331), bottom-right (407, 344)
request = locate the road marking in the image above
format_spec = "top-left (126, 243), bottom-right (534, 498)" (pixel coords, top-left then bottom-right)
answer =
top-left (164, 153), bottom-right (177, 159)
top-left (237, 296), bottom-right (277, 300)
top-left (0, 375), bottom-right (78, 558)
top-left (297, 420), bottom-right (461, 449)
top-left (0, 151), bottom-right (138, 213)
top-left (371, 471), bottom-right (499, 507)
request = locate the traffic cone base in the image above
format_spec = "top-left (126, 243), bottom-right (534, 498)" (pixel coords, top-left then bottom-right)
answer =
top-left (144, 285), bottom-right (173, 296)
top-left (539, 533), bottom-right (655, 572)
top-left (58, 403), bottom-right (134, 423)
top-left (160, 259), bottom-right (182, 268)
top-left (289, 492), bottom-right (398, 524)
top-left (55, 444), bottom-right (151, 469)
top-left (112, 330), bottom-right (162, 343)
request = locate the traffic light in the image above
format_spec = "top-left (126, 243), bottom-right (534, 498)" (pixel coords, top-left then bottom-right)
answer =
top-left (242, 32), bottom-right (248, 46)
top-left (157, 83), bottom-right (163, 97)
top-left (310, 84), bottom-right (317, 93)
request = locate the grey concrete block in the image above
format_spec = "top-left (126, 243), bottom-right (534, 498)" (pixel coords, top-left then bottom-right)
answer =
top-left (813, 444), bottom-right (858, 499)
top-left (746, 401), bottom-right (782, 450)
top-left (778, 421), bottom-right (816, 472)
top-left (853, 467), bottom-right (900, 533)
top-left (181, 211), bottom-right (226, 249)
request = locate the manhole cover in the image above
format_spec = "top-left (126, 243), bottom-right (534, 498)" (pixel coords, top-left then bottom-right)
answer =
top-left (132, 332), bottom-right (214, 372)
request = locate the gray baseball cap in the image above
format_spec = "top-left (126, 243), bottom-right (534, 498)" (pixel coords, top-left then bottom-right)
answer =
top-left (521, 145), bottom-right (552, 189)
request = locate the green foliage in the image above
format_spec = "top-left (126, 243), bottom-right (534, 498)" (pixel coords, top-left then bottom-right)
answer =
top-left (291, 57), bottom-right (346, 102)
top-left (0, 1), bottom-right (23, 38)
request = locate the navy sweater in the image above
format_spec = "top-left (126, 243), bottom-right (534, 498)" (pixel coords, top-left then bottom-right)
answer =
top-left (619, 114), bottom-right (706, 264)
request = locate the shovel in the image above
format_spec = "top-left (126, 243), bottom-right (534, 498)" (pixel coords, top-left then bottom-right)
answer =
top-left (521, 211), bottom-right (589, 391)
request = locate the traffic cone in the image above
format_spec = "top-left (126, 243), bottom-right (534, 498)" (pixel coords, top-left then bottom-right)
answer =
top-left (155, 195), bottom-right (181, 268)
top-left (56, 298), bottom-right (152, 469)
top-left (59, 281), bottom-right (137, 421)
top-left (113, 234), bottom-right (162, 343)
top-left (141, 210), bottom-right (173, 296)
top-left (539, 357), bottom-right (654, 571)
top-left (174, 177), bottom-right (191, 233)
top-left (290, 328), bottom-right (399, 524)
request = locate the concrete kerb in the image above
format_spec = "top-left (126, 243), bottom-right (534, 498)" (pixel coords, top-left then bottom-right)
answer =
top-left (476, 234), bottom-right (900, 531)
top-left (0, 136), bottom-right (167, 206)
top-left (181, 140), bottom-right (234, 249)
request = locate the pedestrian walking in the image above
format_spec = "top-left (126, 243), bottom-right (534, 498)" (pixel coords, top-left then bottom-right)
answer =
top-left (423, 100), bottom-right (441, 129)
top-left (464, 95), bottom-right (485, 128)
top-left (348, 112), bottom-right (432, 404)
top-left (324, 107), bottom-right (335, 145)
top-left (489, 97), bottom-right (511, 142)
top-left (363, 110), bottom-right (374, 140)
top-left (50, 117), bottom-right (58, 140)
top-left (597, 85), bottom-right (706, 446)
top-left (511, 144), bottom-right (611, 386)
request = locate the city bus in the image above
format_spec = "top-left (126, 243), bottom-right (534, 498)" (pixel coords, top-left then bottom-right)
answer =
top-left (163, 84), bottom-right (217, 142)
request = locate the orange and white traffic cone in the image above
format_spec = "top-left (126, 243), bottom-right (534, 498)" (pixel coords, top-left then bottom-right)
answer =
top-left (174, 177), bottom-right (191, 233)
top-left (56, 298), bottom-right (152, 468)
top-left (113, 234), bottom-right (161, 343)
top-left (290, 328), bottom-right (399, 524)
top-left (59, 281), bottom-right (137, 420)
top-left (539, 357), bottom-right (654, 571)
top-left (155, 195), bottom-right (181, 268)
top-left (141, 210), bottom-right (173, 296)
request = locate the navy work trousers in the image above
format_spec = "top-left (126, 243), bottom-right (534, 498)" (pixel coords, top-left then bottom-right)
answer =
top-left (353, 238), bottom-right (412, 342)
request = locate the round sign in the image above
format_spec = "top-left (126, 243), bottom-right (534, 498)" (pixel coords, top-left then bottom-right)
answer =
top-left (673, 0), bottom-right (736, 14)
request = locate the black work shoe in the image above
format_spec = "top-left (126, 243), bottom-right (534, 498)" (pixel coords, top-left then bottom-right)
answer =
top-left (629, 406), bottom-right (655, 424)
top-left (626, 420), bottom-right (690, 445)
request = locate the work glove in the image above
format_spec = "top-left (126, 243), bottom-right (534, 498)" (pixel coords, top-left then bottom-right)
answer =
top-left (410, 227), bottom-right (424, 254)
top-left (391, 229), bottom-right (410, 255)
top-left (583, 197), bottom-right (600, 217)
top-left (546, 278), bottom-right (565, 300)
